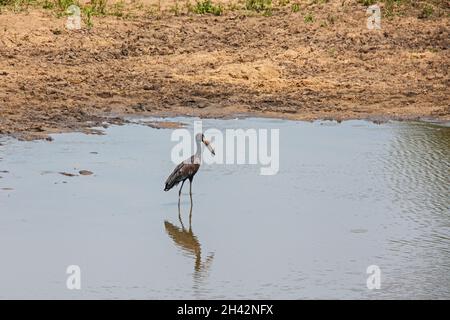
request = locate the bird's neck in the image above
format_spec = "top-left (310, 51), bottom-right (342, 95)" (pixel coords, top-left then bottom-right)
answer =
top-left (194, 139), bottom-right (202, 162)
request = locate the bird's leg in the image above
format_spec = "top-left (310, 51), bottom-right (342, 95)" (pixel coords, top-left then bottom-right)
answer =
top-left (178, 200), bottom-right (185, 230)
top-left (178, 180), bottom-right (185, 198)
top-left (189, 178), bottom-right (193, 196)
top-left (189, 192), bottom-right (193, 226)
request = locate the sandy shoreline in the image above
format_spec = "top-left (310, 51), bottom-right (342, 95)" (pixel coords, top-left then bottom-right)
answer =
top-left (0, 2), bottom-right (449, 140)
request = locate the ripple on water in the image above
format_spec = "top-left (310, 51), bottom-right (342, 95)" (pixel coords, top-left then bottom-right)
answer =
top-left (0, 118), bottom-right (449, 299)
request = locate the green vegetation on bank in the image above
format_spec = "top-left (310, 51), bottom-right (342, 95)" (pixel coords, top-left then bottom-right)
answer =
top-left (189, 0), bottom-right (223, 16)
top-left (0, 0), bottom-right (446, 25)
top-left (358, 0), bottom-right (443, 18)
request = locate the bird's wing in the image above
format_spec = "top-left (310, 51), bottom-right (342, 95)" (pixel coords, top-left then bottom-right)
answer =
top-left (165, 156), bottom-right (196, 191)
top-left (165, 162), bottom-right (184, 184)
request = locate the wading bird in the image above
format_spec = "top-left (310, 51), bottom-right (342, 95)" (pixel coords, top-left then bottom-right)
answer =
top-left (164, 133), bottom-right (215, 199)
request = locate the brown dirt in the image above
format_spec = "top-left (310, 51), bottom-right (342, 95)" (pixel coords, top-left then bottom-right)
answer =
top-left (0, 1), bottom-right (449, 140)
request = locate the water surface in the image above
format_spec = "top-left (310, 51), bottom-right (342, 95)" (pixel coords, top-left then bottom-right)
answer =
top-left (0, 118), bottom-right (449, 299)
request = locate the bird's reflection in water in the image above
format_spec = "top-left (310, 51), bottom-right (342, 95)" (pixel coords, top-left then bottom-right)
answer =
top-left (164, 198), bottom-right (214, 290)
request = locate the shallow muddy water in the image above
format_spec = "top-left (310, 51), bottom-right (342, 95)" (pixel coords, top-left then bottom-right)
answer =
top-left (0, 118), bottom-right (449, 299)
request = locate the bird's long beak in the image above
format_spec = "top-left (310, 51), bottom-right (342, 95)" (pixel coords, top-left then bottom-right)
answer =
top-left (203, 139), bottom-right (215, 156)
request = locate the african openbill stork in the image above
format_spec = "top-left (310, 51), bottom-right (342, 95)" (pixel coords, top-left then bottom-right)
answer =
top-left (164, 133), bottom-right (215, 199)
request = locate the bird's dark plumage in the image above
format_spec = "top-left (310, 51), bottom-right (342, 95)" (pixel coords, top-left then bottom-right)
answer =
top-left (164, 155), bottom-right (200, 191)
top-left (164, 133), bottom-right (214, 197)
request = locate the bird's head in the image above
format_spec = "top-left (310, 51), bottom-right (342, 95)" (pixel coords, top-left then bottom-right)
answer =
top-left (196, 133), bottom-right (215, 156)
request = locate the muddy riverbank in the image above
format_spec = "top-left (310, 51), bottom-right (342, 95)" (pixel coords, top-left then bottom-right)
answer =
top-left (0, 1), bottom-right (449, 140)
